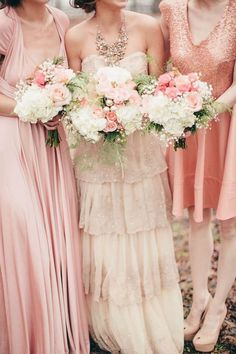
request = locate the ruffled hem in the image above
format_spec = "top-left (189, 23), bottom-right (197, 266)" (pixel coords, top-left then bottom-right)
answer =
top-left (78, 172), bottom-right (171, 235)
top-left (88, 294), bottom-right (183, 354)
top-left (82, 226), bottom-right (179, 306)
top-left (82, 226), bottom-right (184, 354)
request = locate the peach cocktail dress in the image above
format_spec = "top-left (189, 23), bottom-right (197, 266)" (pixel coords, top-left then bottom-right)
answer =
top-left (72, 52), bottom-right (184, 354)
top-left (160, 0), bottom-right (236, 222)
top-left (0, 6), bottom-right (89, 354)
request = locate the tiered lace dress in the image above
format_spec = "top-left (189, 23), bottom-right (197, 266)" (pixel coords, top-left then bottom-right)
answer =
top-left (72, 52), bottom-right (184, 354)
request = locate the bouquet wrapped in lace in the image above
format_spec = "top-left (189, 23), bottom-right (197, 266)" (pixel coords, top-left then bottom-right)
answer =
top-left (14, 57), bottom-right (77, 147)
top-left (136, 69), bottom-right (223, 149)
top-left (64, 66), bottom-right (143, 150)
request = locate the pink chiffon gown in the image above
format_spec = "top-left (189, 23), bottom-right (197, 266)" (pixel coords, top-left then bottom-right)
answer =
top-left (0, 6), bottom-right (89, 354)
top-left (160, 0), bottom-right (236, 222)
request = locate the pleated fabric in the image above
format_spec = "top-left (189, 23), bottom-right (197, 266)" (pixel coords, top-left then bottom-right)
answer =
top-left (0, 6), bottom-right (89, 354)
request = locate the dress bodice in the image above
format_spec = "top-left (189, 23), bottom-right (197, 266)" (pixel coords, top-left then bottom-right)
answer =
top-left (160, 0), bottom-right (236, 98)
top-left (0, 6), bottom-right (68, 97)
top-left (81, 52), bottom-right (148, 76)
top-left (73, 53), bottom-right (167, 183)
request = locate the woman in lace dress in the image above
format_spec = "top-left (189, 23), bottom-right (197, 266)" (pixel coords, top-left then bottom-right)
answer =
top-left (160, 0), bottom-right (236, 351)
top-left (66, 1), bottom-right (183, 353)
top-left (0, 0), bottom-right (89, 353)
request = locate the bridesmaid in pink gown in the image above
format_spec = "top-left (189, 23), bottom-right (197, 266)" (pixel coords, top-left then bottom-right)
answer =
top-left (160, 0), bottom-right (236, 352)
top-left (0, 1), bottom-right (89, 353)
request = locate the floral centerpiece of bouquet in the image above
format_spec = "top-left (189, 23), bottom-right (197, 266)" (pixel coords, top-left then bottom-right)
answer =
top-left (136, 68), bottom-right (222, 149)
top-left (64, 66), bottom-right (143, 150)
top-left (14, 57), bottom-right (78, 147)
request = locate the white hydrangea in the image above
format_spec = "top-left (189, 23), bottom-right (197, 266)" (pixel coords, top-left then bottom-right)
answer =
top-left (70, 107), bottom-right (107, 143)
top-left (142, 93), bottom-right (170, 125)
top-left (164, 101), bottom-right (196, 136)
top-left (116, 105), bottom-right (143, 135)
top-left (14, 84), bottom-right (61, 124)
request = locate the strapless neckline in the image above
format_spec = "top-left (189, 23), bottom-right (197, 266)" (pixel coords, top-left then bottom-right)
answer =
top-left (81, 51), bottom-right (148, 77)
top-left (81, 51), bottom-right (147, 66)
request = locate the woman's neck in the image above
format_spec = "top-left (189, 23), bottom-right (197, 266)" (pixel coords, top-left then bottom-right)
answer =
top-left (95, 3), bottom-right (124, 32)
top-left (15, 1), bottom-right (49, 23)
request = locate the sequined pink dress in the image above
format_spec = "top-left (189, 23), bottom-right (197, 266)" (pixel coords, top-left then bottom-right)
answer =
top-left (72, 53), bottom-right (184, 354)
top-left (160, 0), bottom-right (236, 222)
top-left (0, 6), bottom-right (89, 354)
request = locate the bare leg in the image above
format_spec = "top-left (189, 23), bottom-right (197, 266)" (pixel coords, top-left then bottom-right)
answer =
top-left (193, 218), bottom-right (236, 352)
top-left (184, 208), bottom-right (214, 338)
top-left (199, 217), bottom-right (236, 321)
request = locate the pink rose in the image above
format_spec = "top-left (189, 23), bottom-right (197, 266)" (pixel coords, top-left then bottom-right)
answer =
top-left (174, 75), bottom-right (192, 93)
top-left (106, 111), bottom-right (118, 122)
top-left (49, 83), bottom-right (72, 107)
top-left (104, 120), bottom-right (118, 132)
top-left (158, 73), bottom-right (173, 85)
top-left (185, 92), bottom-right (203, 112)
top-left (165, 87), bottom-right (180, 99)
top-left (54, 68), bottom-right (74, 84)
top-left (34, 71), bottom-right (46, 87)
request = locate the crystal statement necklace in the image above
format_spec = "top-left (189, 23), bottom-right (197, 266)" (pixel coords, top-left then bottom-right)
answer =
top-left (96, 18), bottom-right (128, 66)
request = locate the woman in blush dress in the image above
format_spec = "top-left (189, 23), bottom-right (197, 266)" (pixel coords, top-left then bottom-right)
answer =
top-left (160, 0), bottom-right (236, 351)
top-left (66, 1), bottom-right (184, 353)
top-left (0, 0), bottom-right (89, 353)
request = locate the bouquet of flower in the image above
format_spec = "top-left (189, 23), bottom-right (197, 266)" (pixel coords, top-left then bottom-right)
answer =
top-left (14, 57), bottom-right (77, 147)
top-left (64, 66), bottom-right (143, 149)
top-left (136, 69), bottom-right (221, 149)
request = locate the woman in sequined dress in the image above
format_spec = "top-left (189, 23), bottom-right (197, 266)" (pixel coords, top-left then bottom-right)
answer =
top-left (160, 0), bottom-right (236, 351)
top-left (66, 0), bottom-right (184, 353)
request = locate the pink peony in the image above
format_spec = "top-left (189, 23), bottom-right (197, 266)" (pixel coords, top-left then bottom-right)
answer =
top-left (49, 83), bottom-right (72, 107)
top-left (158, 73), bottom-right (173, 85)
top-left (110, 87), bottom-right (132, 103)
top-left (174, 75), bottom-right (192, 93)
top-left (34, 71), bottom-right (46, 87)
top-left (129, 91), bottom-right (142, 105)
top-left (165, 87), bottom-right (180, 99)
top-left (185, 92), bottom-right (203, 112)
top-left (104, 120), bottom-right (118, 132)
top-left (54, 68), bottom-right (74, 84)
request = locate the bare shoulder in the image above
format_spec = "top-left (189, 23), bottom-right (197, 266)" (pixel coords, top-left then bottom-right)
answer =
top-left (0, 9), bottom-right (14, 32)
top-left (126, 11), bottom-right (161, 34)
top-left (66, 17), bottom-right (94, 46)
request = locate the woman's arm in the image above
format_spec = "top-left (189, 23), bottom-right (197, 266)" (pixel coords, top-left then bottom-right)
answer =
top-left (144, 17), bottom-right (165, 77)
top-left (65, 26), bottom-right (82, 72)
top-left (160, 15), bottom-right (170, 61)
top-left (217, 61), bottom-right (236, 108)
top-left (0, 93), bottom-right (17, 117)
